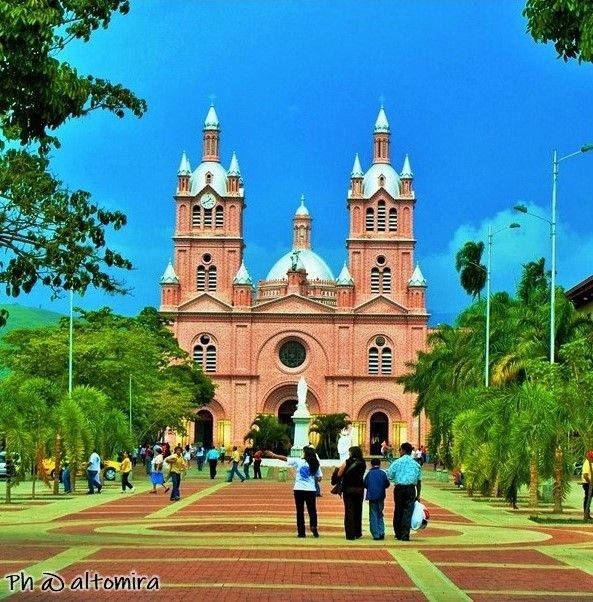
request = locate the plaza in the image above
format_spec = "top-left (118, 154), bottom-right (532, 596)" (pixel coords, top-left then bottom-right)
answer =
top-left (1, 468), bottom-right (592, 601)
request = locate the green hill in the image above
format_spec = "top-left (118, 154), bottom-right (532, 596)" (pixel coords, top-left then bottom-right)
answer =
top-left (0, 303), bottom-right (64, 333)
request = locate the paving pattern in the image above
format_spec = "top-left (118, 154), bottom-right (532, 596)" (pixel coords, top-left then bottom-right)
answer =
top-left (1, 470), bottom-right (593, 601)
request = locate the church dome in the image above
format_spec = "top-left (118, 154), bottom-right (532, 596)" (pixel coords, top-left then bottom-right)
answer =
top-left (190, 161), bottom-right (228, 197)
top-left (363, 163), bottom-right (400, 199)
top-left (266, 249), bottom-right (335, 281)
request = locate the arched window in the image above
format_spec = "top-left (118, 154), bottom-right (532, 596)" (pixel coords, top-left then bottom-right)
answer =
top-left (203, 208), bottom-right (212, 227)
top-left (368, 347), bottom-right (379, 374)
top-left (366, 208), bottom-right (375, 231)
top-left (382, 268), bottom-right (391, 293)
top-left (370, 267), bottom-right (380, 294)
top-left (389, 208), bottom-right (397, 231)
top-left (206, 172), bottom-right (212, 185)
top-left (215, 206), bottom-right (224, 228)
top-left (381, 347), bottom-right (392, 374)
top-left (207, 266), bottom-right (217, 291)
top-left (378, 174), bottom-right (385, 187)
top-left (193, 345), bottom-right (204, 366)
top-left (377, 200), bottom-right (386, 231)
top-left (206, 345), bottom-right (217, 372)
top-left (192, 205), bottom-right (201, 228)
top-left (196, 265), bottom-right (206, 291)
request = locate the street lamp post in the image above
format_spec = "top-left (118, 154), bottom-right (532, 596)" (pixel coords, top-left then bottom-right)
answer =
top-left (68, 289), bottom-right (73, 395)
top-left (515, 144), bottom-right (593, 364)
top-left (129, 375), bottom-right (132, 435)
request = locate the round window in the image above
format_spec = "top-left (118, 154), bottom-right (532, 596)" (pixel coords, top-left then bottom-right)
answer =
top-left (202, 253), bottom-right (212, 263)
top-left (200, 334), bottom-right (210, 345)
top-left (376, 255), bottom-right (386, 265)
top-left (375, 336), bottom-right (385, 347)
top-left (279, 340), bottom-right (306, 368)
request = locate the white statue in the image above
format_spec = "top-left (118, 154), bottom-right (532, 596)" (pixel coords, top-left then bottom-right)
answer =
top-left (337, 422), bottom-right (354, 461)
top-left (293, 376), bottom-right (310, 418)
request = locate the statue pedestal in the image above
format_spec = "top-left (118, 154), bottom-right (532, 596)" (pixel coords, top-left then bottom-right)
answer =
top-left (290, 416), bottom-right (311, 458)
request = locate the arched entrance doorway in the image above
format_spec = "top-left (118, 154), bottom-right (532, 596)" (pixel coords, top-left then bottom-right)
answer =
top-left (369, 411), bottom-right (389, 455)
top-left (194, 409), bottom-right (213, 448)
top-left (278, 399), bottom-right (297, 442)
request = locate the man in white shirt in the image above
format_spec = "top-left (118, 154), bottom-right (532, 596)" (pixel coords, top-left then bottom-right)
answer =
top-left (87, 449), bottom-right (102, 494)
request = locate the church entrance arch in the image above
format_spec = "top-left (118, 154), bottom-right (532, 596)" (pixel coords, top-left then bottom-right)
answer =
top-left (369, 411), bottom-right (388, 455)
top-left (194, 409), bottom-right (213, 448)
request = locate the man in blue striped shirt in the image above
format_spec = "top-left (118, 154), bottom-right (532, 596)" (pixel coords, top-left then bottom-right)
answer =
top-left (386, 442), bottom-right (422, 541)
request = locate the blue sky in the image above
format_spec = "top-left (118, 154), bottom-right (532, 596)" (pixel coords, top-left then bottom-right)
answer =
top-left (15, 1), bottom-right (593, 323)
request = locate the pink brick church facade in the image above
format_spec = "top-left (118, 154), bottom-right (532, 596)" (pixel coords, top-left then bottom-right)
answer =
top-left (159, 104), bottom-right (429, 453)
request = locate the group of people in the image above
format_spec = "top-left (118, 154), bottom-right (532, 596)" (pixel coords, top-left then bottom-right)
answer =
top-left (267, 441), bottom-right (422, 541)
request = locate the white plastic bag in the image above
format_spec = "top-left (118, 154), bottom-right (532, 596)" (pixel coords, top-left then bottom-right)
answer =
top-left (411, 500), bottom-right (428, 530)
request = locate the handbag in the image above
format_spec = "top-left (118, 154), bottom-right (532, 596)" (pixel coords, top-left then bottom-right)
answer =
top-left (330, 461), bottom-right (360, 496)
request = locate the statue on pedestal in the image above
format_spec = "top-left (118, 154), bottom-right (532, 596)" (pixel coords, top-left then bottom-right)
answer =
top-left (337, 422), bottom-right (354, 461)
top-left (290, 376), bottom-right (312, 457)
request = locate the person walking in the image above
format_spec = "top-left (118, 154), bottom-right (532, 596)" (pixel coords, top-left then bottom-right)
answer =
top-left (131, 447), bottom-right (138, 468)
top-left (265, 447), bottom-right (322, 538)
top-left (228, 446), bottom-right (246, 482)
top-left (219, 446), bottom-right (226, 465)
top-left (61, 461), bottom-right (72, 494)
top-left (120, 451), bottom-right (134, 493)
top-left (364, 458), bottom-right (390, 540)
top-left (243, 447), bottom-right (252, 480)
top-left (195, 445), bottom-right (205, 472)
top-left (386, 442), bottom-right (422, 541)
top-left (582, 450), bottom-right (593, 520)
top-left (150, 447), bottom-right (168, 494)
top-left (165, 446), bottom-right (187, 501)
top-left (144, 445), bottom-right (153, 476)
top-left (336, 446), bottom-right (366, 540)
top-left (206, 446), bottom-right (220, 479)
top-left (183, 445), bottom-right (192, 465)
top-left (252, 448), bottom-right (262, 480)
top-left (86, 448), bottom-right (102, 494)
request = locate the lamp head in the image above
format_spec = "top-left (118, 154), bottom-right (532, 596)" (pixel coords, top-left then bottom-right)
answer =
top-left (513, 204), bottom-right (528, 214)
top-left (509, 223), bottom-right (521, 229)
top-left (580, 144), bottom-right (593, 153)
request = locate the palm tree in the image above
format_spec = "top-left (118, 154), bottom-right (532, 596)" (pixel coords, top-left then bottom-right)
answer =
top-left (244, 414), bottom-right (291, 454)
top-left (309, 413), bottom-right (349, 459)
top-left (517, 258), bottom-right (548, 304)
top-left (455, 241), bottom-right (487, 299)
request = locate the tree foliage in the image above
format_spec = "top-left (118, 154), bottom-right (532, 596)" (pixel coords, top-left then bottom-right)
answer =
top-left (455, 241), bottom-right (487, 299)
top-left (309, 413), bottom-right (349, 459)
top-left (524, 0), bottom-right (593, 63)
top-left (244, 414), bottom-right (291, 455)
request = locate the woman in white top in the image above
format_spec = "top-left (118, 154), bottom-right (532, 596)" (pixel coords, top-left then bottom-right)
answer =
top-left (265, 446), bottom-right (322, 538)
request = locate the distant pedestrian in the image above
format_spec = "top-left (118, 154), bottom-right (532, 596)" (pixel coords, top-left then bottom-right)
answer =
top-left (582, 450), bottom-right (593, 520)
top-left (61, 462), bottom-right (72, 494)
top-left (264, 447), bottom-right (322, 538)
top-left (120, 451), bottom-right (134, 493)
top-left (150, 447), bottom-right (168, 494)
top-left (144, 445), bottom-right (153, 476)
top-left (386, 442), bottom-right (422, 541)
top-left (364, 458), bottom-right (390, 540)
top-left (219, 446), bottom-right (226, 465)
top-left (243, 448), bottom-right (252, 480)
top-left (206, 447), bottom-right (219, 479)
top-left (165, 446), bottom-right (187, 501)
top-left (183, 445), bottom-right (192, 465)
top-left (131, 447), bottom-right (138, 468)
top-left (86, 449), bottom-right (102, 494)
top-left (253, 448), bottom-right (262, 479)
top-left (228, 447), bottom-right (245, 482)
top-left (336, 446), bottom-right (366, 540)
top-left (195, 445), bottom-right (205, 471)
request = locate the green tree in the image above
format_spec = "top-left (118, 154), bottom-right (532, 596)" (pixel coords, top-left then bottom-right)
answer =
top-left (309, 413), bottom-right (349, 459)
top-left (244, 415), bottom-right (291, 455)
top-left (524, 0), bottom-right (593, 63)
top-left (455, 241), bottom-right (487, 299)
top-left (0, 0), bottom-right (147, 326)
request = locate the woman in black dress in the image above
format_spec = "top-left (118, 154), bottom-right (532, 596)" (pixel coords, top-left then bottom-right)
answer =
top-left (337, 446), bottom-right (366, 540)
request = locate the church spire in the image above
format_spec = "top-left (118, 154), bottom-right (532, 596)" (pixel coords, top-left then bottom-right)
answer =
top-left (372, 105), bottom-right (390, 164)
top-left (202, 103), bottom-right (220, 162)
top-left (293, 194), bottom-right (312, 249)
top-left (351, 153), bottom-right (363, 196)
top-left (176, 150), bottom-right (191, 194)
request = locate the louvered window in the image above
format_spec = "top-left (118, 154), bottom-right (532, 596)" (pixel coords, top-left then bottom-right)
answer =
top-left (204, 208), bottom-right (212, 227)
top-left (368, 347), bottom-right (379, 374)
top-left (192, 205), bottom-right (201, 228)
top-left (389, 208), bottom-right (397, 231)
top-left (215, 206), bottom-right (224, 228)
top-left (196, 265), bottom-right (206, 291)
top-left (207, 266), bottom-right (217, 291)
top-left (382, 268), bottom-right (391, 293)
top-left (366, 208), bottom-right (374, 231)
top-left (370, 268), bottom-right (380, 293)
top-left (377, 201), bottom-right (386, 231)
top-left (205, 345), bottom-right (217, 372)
top-left (381, 347), bottom-right (392, 374)
top-left (193, 345), bottom-right (204, 367)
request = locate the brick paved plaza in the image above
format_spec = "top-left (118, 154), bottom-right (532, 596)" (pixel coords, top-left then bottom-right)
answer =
top-left (1, 469), bottom-right (593, 601)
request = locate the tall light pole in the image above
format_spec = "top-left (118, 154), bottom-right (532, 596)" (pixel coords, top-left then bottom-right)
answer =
top-left (68, 289), bottom-right (73, 395)
top-left (129, 375), bottom-right (132, 435)
top-left (484, 224), bottom-right (520, 386)
top-left (515, 143), bottom-right (593, 364)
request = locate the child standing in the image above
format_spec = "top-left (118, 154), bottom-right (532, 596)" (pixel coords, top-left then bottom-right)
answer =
top-left (363, 458), bottom-right (390, 540)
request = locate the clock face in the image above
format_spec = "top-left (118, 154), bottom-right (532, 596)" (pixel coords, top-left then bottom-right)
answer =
top-left (200, 193), bottom-right (216, 209)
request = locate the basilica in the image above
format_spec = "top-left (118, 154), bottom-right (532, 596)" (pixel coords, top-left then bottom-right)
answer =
top-left (159, 104), bottom-right (429, 452)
